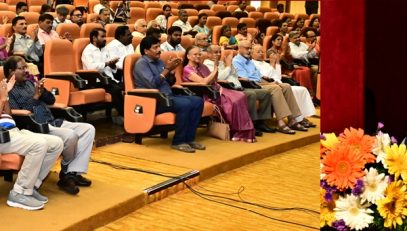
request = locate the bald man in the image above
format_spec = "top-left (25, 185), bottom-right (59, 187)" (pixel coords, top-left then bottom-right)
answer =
top-left (195, 33), bottom-right (209, 52)
top-left (203, 45), bottom-right (274, 134)
top-left (232, 41), bottom-right (308, 134)
top-left (172, 9), bottom-right (197, 37)
top-left (132, 19), bottom-right (147, 38)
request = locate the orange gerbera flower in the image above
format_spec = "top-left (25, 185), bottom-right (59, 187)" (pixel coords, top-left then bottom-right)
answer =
top-left (322, 144), bottom-right (366, 191)
top-left (339, 127), bottom-right (376, 163)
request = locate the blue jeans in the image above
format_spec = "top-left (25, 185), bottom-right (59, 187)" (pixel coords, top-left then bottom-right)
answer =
top-left (156, 95), bottom-right (204, 145)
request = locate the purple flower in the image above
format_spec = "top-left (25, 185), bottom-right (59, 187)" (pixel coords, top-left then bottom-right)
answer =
top-left (391, 136), bottom-right (398, 144)
top-left (324, 191), bottom-right (333, 202)
top-left (332, 219), bottom-right (349, 231)
top-left (389, 175), bottom-right (394, 183)
top-left (352, 179), bottom-right (364, 196)
top-left (377, 122), bottom-right (384, 130)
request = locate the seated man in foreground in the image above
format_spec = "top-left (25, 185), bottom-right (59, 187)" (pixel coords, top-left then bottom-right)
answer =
top-left (133, 36), bottom-right (205, 153)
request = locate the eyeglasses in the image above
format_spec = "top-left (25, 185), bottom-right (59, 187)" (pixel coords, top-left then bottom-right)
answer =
top-left (72, 14), bottom-right (83, 17)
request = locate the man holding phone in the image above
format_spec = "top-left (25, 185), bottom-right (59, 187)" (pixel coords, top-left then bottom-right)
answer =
top-left (82, 28), bottom-right (125, 124)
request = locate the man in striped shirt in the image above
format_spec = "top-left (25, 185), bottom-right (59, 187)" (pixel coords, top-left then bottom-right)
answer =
top-left (0, 77), bottom-right (63, 210)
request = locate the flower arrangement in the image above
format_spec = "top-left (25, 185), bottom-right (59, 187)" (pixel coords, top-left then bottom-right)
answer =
top-left (320, 124), bottom-right (407, 231)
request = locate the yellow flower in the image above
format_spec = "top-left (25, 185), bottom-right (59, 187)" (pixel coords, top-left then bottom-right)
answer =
top-left (376, 180), bottom-right (407, 229)
top-left (321, 133), bottom-right (340, 150)
top-left (320, 188), bottom-right (336, 227)
top-left (385, 144), bottom-right (407, 181)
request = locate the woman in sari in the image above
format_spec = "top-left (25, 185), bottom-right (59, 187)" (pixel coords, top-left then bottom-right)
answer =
top-left (182, 46), bottom-right (256, 142)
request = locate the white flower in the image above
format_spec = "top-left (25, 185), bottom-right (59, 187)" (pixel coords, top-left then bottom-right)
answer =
top-left (360, 167), bottom-right (388, 204)
top-left (372, 131), bottom-right (391, 168)
top-left (335, 194), bottom-right (374, 230)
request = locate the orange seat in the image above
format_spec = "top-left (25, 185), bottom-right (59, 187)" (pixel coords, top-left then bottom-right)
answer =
top-left (205, 16), bottom-right (221, 30)
top-left (44, 39), bottom-right (108, 107)
top-left (105, 23), bottom-right (122, 37)
top-left (211, 4), bottom-right (226, 12)
top-left (257, 7), bottom-right (271, 13)
top-left (26, 24), bottom-right (38, 39)
top-left (109, 1), bottom-right (121, 12)
top-left (88, 0), bottom-right (99, 14)
top-left (0, 11), bottom-right (16, 22)
top-left (226, 5), bottom-right (238, 12)
top-left (167, 15), bottom-right (178, 29)
top-left (144, 2), bottom-right (161, 9)
top-left (0, 23), bottom-right (12, 37)
top-left (184, 9), bottom-right (198, 17)
top-left (129, 1), bottom-right (144, 8)
top-left (146, 8), bottom-right (163, 22)
top-left (86, 13), bottom-right (99, 23)
top-left (27, 0), bottom-right (47, 6)
top-left (80, 23), bottom-right (103, 38)
top-left (310, 14), bottom-right (320, 21)
top-left (128, 7), bottom-right (145, 24)
top-left (55, 23), bottom-right (80, 40)
top-left (74, 0), bottom-right (87, 7)
top-left (294, 13), bottom-right (310, 21)
top-left (239, 17), bottom-right (256, 28)
top-left (266, 26), bottom-right (279, 36)
top-left (180, 36), bottom-right (194, 49)
top-left (222, 17), bottom-right (239, 28)
top-left (279, 12), bottom-right (295, 21)
top-left (264, 12), bottom-right (280, 21)
top-left (132, 36), bottom-right (142, 50)
top-left (248, 12), bottom-right (263, 20)
top-left (19, 12), bottom-right (40, 25)
top-left (0, 2), bottom-right (8, 11)
top-left (198, 9), bottom-right (215, 17)
top-left (123, 54), bottom-right (176, 144)
top-left (6, 0), bottom-right (21, 5)
top-left (246, 6), bottom-right (256, 12)
top-left (28, 5), bottom-right (41, 13)
top-left (187, 16), bottom-right (198, 27)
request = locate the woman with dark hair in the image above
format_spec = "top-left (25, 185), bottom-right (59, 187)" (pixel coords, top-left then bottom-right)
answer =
top-left (182, 46), bottom-right (256, 142)
top-left (279, 21), bottom-right (290, 37)
top-left (39, 4), bottom-right (52, 15)
top-left (309, 16), bottom-right (320, 35)
top-left (155, 4), bottom-right (172, 33)
top-left (292, 18), bottom-right (305, 32)
top-left (219, 25), bottom-right (238, 50)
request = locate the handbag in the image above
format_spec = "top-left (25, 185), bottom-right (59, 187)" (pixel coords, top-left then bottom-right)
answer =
top-left (207, 105), bottom-right (230, 141)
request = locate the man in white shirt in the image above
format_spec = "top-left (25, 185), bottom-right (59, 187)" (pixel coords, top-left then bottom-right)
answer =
top-left (131, 19), bottom-right (147, 38)
top-left (81, 28), bottom-right (125, 124)
top-left (251, 45), bottom-right (316, 127)
top-left (52, 6), bottom-right (72, 30)
top-left (172, 9), bottom-right (197, 37)
top-left (235, 1), bottom-right (249, 13)
top-left (93, 0), bottom-right (113, 19)
top-left (97, 8), bottom-right (111, 27)
top-left (160, 26), bottom-right (185, 52)
top-left (155, 4), bottom-right (172, 33)
top-left (194, 33), bottom-right (209, 52)
top-left (203, 45), bottom-right (274, 134)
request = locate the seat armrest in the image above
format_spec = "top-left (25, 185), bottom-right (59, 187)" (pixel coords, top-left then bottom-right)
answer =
top-left (48, 105), bottom-right (84, 122)
top-left (11, 110), bottom-right (49, 134)
top-left (180, 82), bottom-right (219, 100)
top-left (238, 79), bottom-right (262, 89)
top-left (217, 80), bottom-right (236, 90)
top-left (171, 85), bottom-right (195, 96)
top-left (127, 89), bottom-right (172, 107)
top-left (76, 70), bottom-right (110, 86)
top-left (45, 72), bottom-right (87, 89)
top-left (0, 128), bottom-right (10, 143)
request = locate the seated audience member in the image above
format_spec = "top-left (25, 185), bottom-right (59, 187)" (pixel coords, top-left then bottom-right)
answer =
top-left (70, 8), bottom-right (85, 27)
top-left (155, 4), bottom-right (172, 33)
top-left (113, 1), bottom-right (130, 23)
top-left (302, 28), bottom-right (320, 64)
top-left (160, 26), bottom-right (185, 52)
top-left (94, 0), bottom-right (114, 18)
top-left (132, 19), bottom-right (147, 38)
top-left (52, 6), bottom-right (72, 30)
top-left (172, 9), bottom-right (197, 37)
top-left (0, 74), bottom-right (63, 210)
top-left (233, 40), bottom-right (308, 134)
top-left (82, 28), bottom-right (125, 124)
top-left (97, 8), bottom-right (111, 27)
top-left (281, 16), bottom-right (292, 27)
top-left (39, 4), bottom-right (52, 15)
top-left (147, 20), bottom-right (161, 30)
top-left (235, 23), bottom-right (253, 44)
top-left (279, 21), bottom-right (289, 37)
top-left (8, 16), bottom-right (43, 76)
top-left (183, 46), bottom-right (256, 142)
top-left (0, 36), bottom-right (7, 63)
top-left (310, 16), bottom-right (320, 36)
top-left (37, 14), bottom-right (61, 46)
top-left (235, 1), bottom-right (248, 13)
top-left (251, 44), bottom-right (316, 128)
top-left (7, 56), bottom-right (95, 195)
top-left (16, 2), bottom-right (28, 16)
top-left (194, 33), bottom-right (209, 52)
top-left (203, 45), bottom-right (274, 135)
top-left (134, 36), bottom-right (205, 153)
top-left (219, 25), bottom-right (238, 50)
top-left (292, 18), bottom-right (305, 32)
top-left (135, 27), bottom-right (161, 54)
top-left (193, 13), bottom-right (210, 36)
top-left (277, 3), bottom-right (285, 13)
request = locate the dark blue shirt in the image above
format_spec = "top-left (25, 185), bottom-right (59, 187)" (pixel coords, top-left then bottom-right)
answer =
top-left (133, 55), bottom-right (173, 96)
top-left (8, 80), bottom-right (60, 125)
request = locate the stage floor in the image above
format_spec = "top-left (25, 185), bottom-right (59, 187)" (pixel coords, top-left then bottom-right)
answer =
top-left (0, 117), bottom-right (319, 231)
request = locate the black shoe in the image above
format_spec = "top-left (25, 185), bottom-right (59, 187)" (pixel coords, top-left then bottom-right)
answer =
top-left (255, 124), bottom-right (276, 133)
top-left (73, 174), bottom-right (92, 187)
top-left (255, 130), bottom-right (263, 137)
top-left (57, 176), bottom-right (80, 195)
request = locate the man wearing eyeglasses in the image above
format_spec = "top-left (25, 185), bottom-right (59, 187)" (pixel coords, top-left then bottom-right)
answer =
top-left (194, 33), bottom-right (209, 52)
top-left (70, 8), bottom-right (84, 27)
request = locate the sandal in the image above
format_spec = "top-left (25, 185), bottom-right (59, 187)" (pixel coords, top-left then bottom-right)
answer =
top-left (289, 122), bottom-right (308, 132)
top-left (277, 125), bottom-right (296, 135)
top-left (300, 119), bottom-right (317, 128)
top-left (188, 142), bottom-right (206, 150)
top-left (171, 144), bottom-right (196, 153)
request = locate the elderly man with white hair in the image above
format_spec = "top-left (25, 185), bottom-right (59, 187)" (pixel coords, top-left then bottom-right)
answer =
top-left (132, 19), bottom-right (147, 38)
top-left (194, 33), bottom-right (209, 52)
top-left (251, 44), bottom-right (316, 127)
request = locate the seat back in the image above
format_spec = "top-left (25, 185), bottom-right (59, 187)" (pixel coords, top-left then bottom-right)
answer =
top-left (74, 0), bottom-right (87, 7)
top-left (144, 2), bottom-right (161, 9)
top-left (239, 17), bottom-right (256, 28)
top-left (0, 11), bottom-right (16, 22)
top-left (28, 5), bottom-right (41, 13)
top-left (80, 23), bottom-right (103, 38)
top-left (0, 2), bottom-right (8, 11)
top-left (187, 16), bottom-right (198, 27)
top-left (131, 36), bottom-right (142, 51)
top-left (194, 4), bottom-right (210, 11)
top-left (264, 12), bottom-right (280, 21)
top-left (88, 0), bottom-right (99, 14)
top-left (198, 9), bottom-right (215, 17)
top-left (248, 12), bottom-right (263, 20)
top-left (184, 9), bottom-right (198, 17)
top-left (222, 17), bottom-right (239, 28)
top-left (72, 38), bottom-right (90, 70)
top-left (257, 7), bottom-right (271, 13)
top-left (130, 1), bottom-right (144, 8)
top-left (279, 13), bottom-right (295, 21)
top-left (86, 13), bottom-right (98, 23)
top-left (226, 5), bottom-right (239, 12)
top-left (294, 13), bottom-right (310, 20)
top-left (206, 16), bottom-right (221, 30)
top-left (123, 53), bottom-right (141, 93)
top-left (44, 39), bottom-right (76, 74)
top-left (129, 7), bottom-right (145, 24)
top-left (167, 15), bottom-right (178, 29)
top-left (246, 6), bottom-right (256, 12)
top-left (180, 36), bottom-right (194, 50)
top-left (215, 11), bottom-right (232, 19)
top-left (266, 26), bottom-right (279, 36)
top-left (26, 24), bottom-right (38, 39)
top-left (56, 23), bottom-right (80, 40)
top-left (146, 8), bottom-right (162, 22)
top-left (0, 23), bottom-right (12, 37)
top-left (105, 23), bottom-right (122, 37)
top-left (211, 4), bottom-right (226, 12)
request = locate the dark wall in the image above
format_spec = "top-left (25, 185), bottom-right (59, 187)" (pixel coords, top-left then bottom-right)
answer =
top-left (365, 0), bottom-right (407, 140)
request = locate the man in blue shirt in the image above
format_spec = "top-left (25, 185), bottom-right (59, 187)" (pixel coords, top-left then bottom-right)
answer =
top-left (133, 36), bottom-right (205, 153)
top-left (232, 41), bottom-right (308, 134)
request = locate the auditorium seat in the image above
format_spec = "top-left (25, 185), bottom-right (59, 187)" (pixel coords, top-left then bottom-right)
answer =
top-left (246, 6), bottom-right (256, 12)
top-left (27, 0), bottom-right (46, 5)
top-left (222, 17), bottom-right (239, 28)
top-left (206, 16), bottom-right (222, 30)
top-left (74, 0), bottom-right (87, 8)
top-left (239, 18), bottom-right (256, 28)
top-left (211, 4), bottom-right (226, 13)
top-left (266, 26), bottom-right (279, 36)
top-left (227, 5), bottom-right (239, 12)
top-left (28, 5), bottom-right (41, 13)
top-left (167, 15), bottom-right (178, 29)
top-left (122, 54), bottom-right (176, 144)
top-left (19, 12), bottom-right (40, 25)
top-left (185, 9), bottom-right (198, 17)
top-left (187, 16), bottom-right (198, 27)
top-left (130, 1), bottom-right (144, 8)
top-left (195, 4), bottom-right (210, 11)
top-left (105, 23), bottom-right (122, 38)
top-left (86, 13), bottom-right (99, 23)
top-left (88, 0), bottom-right (99, 14)
top-left (180, 36), bottom-right (194, 49)
top-left (215, 11), bottom-right (232, 19)
top-left (131, 36), bottom-right (142, 50)
top-left (264, 12), bottom-right (280, 21)
top-left (198, 9), bottom-right (215, 17)
top-left (56, 23), bottom-right (81, 40)
top-left (80, 23), bottom-right (103, 38)
top-left (144, 2), bottom-right (161, 9)
top-left (146, 8), bottom-right (163, 22)
top-left (0, 2), bottom-right (8, 11)
top-left (294, 13), bottom-right (310, 20)
top-left (0, 11), bottom-right (16, 22)
top-left (0, 23), bottom-right (12, 37)
top-left (257, 7), bottom-right (272, 13)
top-left (248, 12), bottom-right (263, 20)
top-left (129, 7), bottom-right (145, 24)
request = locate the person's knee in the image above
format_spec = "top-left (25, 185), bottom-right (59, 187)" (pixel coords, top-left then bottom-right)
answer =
top-left (65, 130), bottom-right (79, 146)
top-left (84, 124), bottom-right (96, 138)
